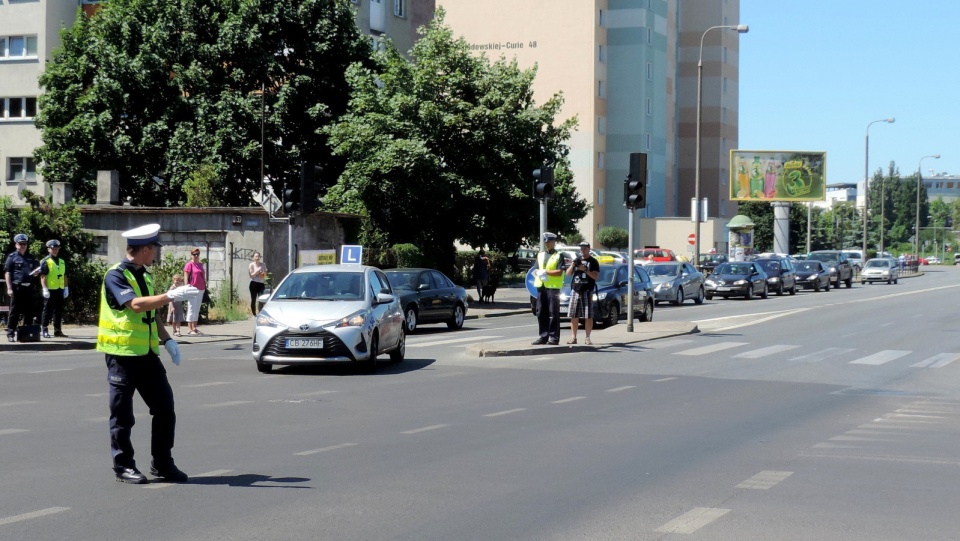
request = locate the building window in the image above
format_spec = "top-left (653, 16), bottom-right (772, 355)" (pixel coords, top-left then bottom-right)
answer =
top-left (598, 45), bottom-right (605, 63)
top-left (598, 116), bottom-right (606, 134)
top-left (646, 62), bottom-right (653, 80)
top-left (645, 133), bottom-right (651, 150)
top-left (598, 80), bottom-right (605, 98)
top-left (394, 0), bottom-right (405, 18)
top-left (2, 97), bottom-right (37, 120)
top-left (598, 152), bottom-right (605, 170)
top-left (597, 188), bottom-right (604, 206)
top-left (647, 27), bottom-right (652, 44)
top-left (8, 157), bottom-right (37, 181)
top-left (949, 182), bottom-right (956, 189)
top-left (722, 106), bottom-right (727, 123)
top-left (646, 98), bottom-right (652, 116)
top-left (598, 9), bottom-right (604, 27)
top-left (723, 77), bottom-right (728, 94)
top-left (2, 35), bottom-right (39, 59)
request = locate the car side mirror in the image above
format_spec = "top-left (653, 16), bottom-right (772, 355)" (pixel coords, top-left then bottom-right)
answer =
top-left (618, 280), bottom-right (628, 287)
top-left (418, 283), bottom-right (430, 291)
top-left (375, 293), bottom-right (395, 305)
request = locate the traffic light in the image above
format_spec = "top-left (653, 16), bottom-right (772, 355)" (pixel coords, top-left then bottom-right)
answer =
top-left (283, 182), bottom-right (300, 214)
top-left (533, 165), bottom-right (555, 200)
top-left (624, 152), bottom-right (647, 209)
top-left (300, 162), bottom-right (323, 215)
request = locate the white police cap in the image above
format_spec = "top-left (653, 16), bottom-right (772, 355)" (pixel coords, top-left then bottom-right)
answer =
top-left (13, 233), bottom-right (27, 243)
top-left (122, 223), bottom-right (163, 247)
top-left (542, 232), bottom-right (557, 242)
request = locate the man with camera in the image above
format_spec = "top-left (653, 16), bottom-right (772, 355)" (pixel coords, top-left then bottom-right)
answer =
top-left (566, 241), bottom-right (599, 345)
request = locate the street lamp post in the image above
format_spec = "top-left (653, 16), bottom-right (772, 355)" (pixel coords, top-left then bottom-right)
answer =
top-left (693, 24), bottom-right (748, 269)
top-left (861, 117), bottom-right (895, 259)
top-left (915, 154), bottom-right (941, 260)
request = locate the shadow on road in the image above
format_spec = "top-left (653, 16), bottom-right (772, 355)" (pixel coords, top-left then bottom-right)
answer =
top-left (187, 473), bottom-right (312, 489)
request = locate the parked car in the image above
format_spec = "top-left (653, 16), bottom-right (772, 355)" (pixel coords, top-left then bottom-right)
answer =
top-left (926, 256), bottom-right (942, 264)
top-left (507, 248), bottom-right (538, 273)
top-left (859, 258), bottom-right (899, 285)
top-left (595, 250), bottom-right (630, 264)
top-left (529, 264), bottom-right (655, 326)
top-left (634, 246), bottom-right (677, 265)
top-left (698, 253), bottom-right (729, 274)
top-left (384, 268), bottom-right (469, 333)
top-left (954, 253), bottom-right (960, 266)
top-left (704, 261), bottom-right (769, 300)
top-left (805, 250), bottom-right (854, 288)
top-left (755, 257), bottom-right (798, 296)
top-left (252, 265), bottom-right (405, 373)
top-left (646, 261), bottom-right (705, 305)
top-left (842, 249), bottom-right (863, 271)
top-left (793, 260), bottom-right (831, 292)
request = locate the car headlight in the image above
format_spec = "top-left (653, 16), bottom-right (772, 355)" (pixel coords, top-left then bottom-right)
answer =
top-left (328, 309), bottom-right (367, 328)
top-left (654, 283), bottom-right (667, 291)
top-left (733, 279), bottom-right (748, 285)
top-left (256, 310), bottom-right (284, 328)
top-left (829, 266), bottom-right (838, 272)
top-left (705, 279), bottom-right (716, 286)
top-left (768, 277), bottom-right (780, 283)
top-left (595, 292), bottom-right (607, 300)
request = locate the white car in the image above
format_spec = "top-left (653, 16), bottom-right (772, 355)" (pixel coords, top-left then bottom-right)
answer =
top-left (926, 256), bottom-right (941, 264)
top-left (859, 258), bottom-right (899, 285)
top-left (252, 265), bottom-right (405, 373)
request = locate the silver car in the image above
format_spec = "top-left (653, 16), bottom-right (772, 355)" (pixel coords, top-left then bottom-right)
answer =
top-left (646, 261), bottom-right (705, 305)
top-left (251, 265), bottom-right (405, 373)
top-left (859, 258), bottom-right (899, 285)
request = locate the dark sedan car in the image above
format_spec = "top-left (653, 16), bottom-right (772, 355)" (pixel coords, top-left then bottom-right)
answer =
top-left (755, 257), bottom-right (797, 296)
top-left (704, 262), bottom-right (768, 300)
top-left (526, 264), bottom-right (655, 326)
top-left (698, 253), bottom-right (729, 274)
top-left (384, 268), bottom-right (469, 333)
top-left (794, 260), bottom-right (831, 291)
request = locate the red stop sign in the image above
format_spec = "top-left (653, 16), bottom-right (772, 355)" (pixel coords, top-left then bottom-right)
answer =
top-left (687, 234), bottom-right (696, 245)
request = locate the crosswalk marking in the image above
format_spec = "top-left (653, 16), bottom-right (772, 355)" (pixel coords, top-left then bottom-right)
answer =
top-left (641, 338), bottom-right (694, 350)
top-left (736, 470), bottom-right (793, 489)
top-left (407, 335), bottom-right (502, 348)
top-left (295, 443), bottom-right (358, 456)
top-left (849, 350), bottom-right (910, 365)
top-left (0, 507), bottom-right (70, 526)
top-left (656, 507), bottom-right (730, 534)
top-left (911, 353), bottom-right (960, 368)
top-left (789, 347), bottom-right (856, 362)
top-left (674, 341), bottom-right (748, 356)
top-left (734, 344), bottom-right (801, 359)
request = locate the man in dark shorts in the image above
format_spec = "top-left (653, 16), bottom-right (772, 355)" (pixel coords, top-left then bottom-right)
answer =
top-left (566, 241), bottom-right (599, 345)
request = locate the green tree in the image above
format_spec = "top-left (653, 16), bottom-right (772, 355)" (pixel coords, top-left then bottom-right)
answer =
top-left (597, 226), bottom-right (628, 250)
top-left (36, 0), bottom-right (371, 207)
top-left (323, 10), bottom-right (588, 275)
top-left (737, 201), bottom-right (813, 253)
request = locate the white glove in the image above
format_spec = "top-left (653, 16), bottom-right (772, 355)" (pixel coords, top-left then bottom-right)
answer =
top-left (63, 286), bottom-right (69, 298)
top-left (167, 285), bottom-right (200, 301)
top-left (164, 339), bottom-right (181, 366)
top-left (42, 288), bottom-right (50, 299)
top-left (536, 269), bottom-right (549, 281)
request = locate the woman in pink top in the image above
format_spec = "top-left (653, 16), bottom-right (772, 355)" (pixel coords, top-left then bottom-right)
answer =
top-left (183, 248), bottom-right (206, 335)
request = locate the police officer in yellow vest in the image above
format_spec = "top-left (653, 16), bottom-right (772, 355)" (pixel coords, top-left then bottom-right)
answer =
top-left (532, 232), bottom-right (565, 345)
top-left (98, 224), bottom-right (198, 484)
top-left (40, 239), bottom-right (69, 338)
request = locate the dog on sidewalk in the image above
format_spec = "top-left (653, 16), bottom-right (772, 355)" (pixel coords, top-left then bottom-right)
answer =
top-left (480, 284), bottom-right (497, 304)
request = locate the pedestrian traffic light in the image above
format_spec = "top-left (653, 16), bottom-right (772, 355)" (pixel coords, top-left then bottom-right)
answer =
top-left (624, 152), bottom-right (647, 209)
top-left (300, 162), bottom-right (323, 215)
top-left (283, 182), bottom-right (300, 214)
top-left (533, 165), bottom-right (555, 200)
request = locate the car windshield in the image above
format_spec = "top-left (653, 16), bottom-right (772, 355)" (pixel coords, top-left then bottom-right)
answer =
top-left (715, 263), bottom-right (753, 275)
top-left (795, 261), bottom-right (820, 272)
top-left (843, 251), bottom-right (861, 259)
top-left (864, 260), bottom-right (889, 268)
top-left (385, 271), bottom-right (419, 290)
top-left (273, 271), bottom-right (364, 301)
top-left (648, 264), bottom-right (680, 277)
top-left (595, 267), bottom-right (620, 288)
top-left (806, 253), bottom-right (837, 263)
top-left (758, 260), bottom-right (781, 273)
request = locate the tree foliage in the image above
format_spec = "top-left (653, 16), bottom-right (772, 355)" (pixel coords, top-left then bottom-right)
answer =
top-left (323, 10), bottom-right (588, 275)
top-left (597, 226), bottom-right (628, 250)
top-left (36, 0), bottom-right (371, 207)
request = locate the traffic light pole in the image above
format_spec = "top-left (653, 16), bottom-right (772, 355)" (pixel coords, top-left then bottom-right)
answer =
top-left (539, 199), bottom-right (547, 252)
top-left (626, 207), bottom-right (635, 332)
top-left (288, 215), bottom-right (295, 273)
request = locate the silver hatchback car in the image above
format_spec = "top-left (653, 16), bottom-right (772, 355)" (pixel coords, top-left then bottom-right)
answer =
top-left (859, 258), bottom-right (899, 285)
top-left (251, 264), bottom-right (405, 373)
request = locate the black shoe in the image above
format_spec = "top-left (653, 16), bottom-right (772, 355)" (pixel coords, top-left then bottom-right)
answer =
top-left (42, 329), bottom-right (51, 339)
top-left (115, 467), bottom-right (149, 484)
top-left (149, 462), bottom-right (188, 483)
top-left (531, 338), bottom-right (548, 345)
top-left (547, 340), bottom-right (560, 346)
top-left (53, 331), bottom-right (67, 338)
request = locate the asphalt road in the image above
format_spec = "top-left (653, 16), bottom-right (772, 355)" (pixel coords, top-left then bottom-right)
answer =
top-left (3, 267), bottom-right (960, 540)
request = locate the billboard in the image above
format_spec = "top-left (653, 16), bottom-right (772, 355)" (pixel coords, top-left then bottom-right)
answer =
top-left (729, 150), bottom-right (826, 202)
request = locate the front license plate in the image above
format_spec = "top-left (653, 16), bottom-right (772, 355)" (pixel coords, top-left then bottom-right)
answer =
top-left (716, 286), bottom-right (732, 292)
top-left (285, 338), bottom-right (324, 349)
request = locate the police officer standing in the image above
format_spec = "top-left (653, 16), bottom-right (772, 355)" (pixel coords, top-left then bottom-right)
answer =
top-left (98, 224), bottom-right (198, 484)
top-left (531, 232), bottom-right (564, 345)
top-left (4, 233), bottom-right (41, 342)
top-left (40, 239), bottom-right (69, 338)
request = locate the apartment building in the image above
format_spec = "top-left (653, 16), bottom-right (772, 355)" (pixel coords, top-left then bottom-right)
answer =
top-left (352, 0), bottom-right (435, 55)
top-left (441, 0), bottom-right (743, 246)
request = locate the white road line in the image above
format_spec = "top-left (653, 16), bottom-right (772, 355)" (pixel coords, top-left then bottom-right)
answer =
top-left (202, 401), bottom-right (253, 408)
top-left (407, 335), bottom-right (501, 348)
top-left (849, 350), bottom-right (911, 365)
top-left (483, 408), bottom-right (527, 417)
top-left (0, 401), bottom-right (37, 407)
top-left (640, 338), bottom-right (693, 350)
top-left (911, 353), bottom-right (960, 368)
top-left (182, 381), bottom-right (233, 388)
top-left (0, 507), bottom-right (70, 526)
top-left (674, 341), bottom-right (748, 356)
top-left (144, 469), bottom-right (234, 489)
top-left (652, 377), bottom-right (677, 382)
top-left (656, 507), bottom-right (731, 534)
top-left (552, 396), bottom-right (586, 404)
top-left (294, 390), bottom-right (338, 397)
top-left (0, 429), bottom-right (28, 435)
top-left (736, 470), bottom-right (793, 489)
top-left (789, 347), bottom-right (856, 363)
top-left (733, 344), bottom-right (801, 359)
top-left (26, 368), bottom-right (73, 374)
top-left (605, 386), bottom-right (636, 392)
top-left (401, 424), bottom-right (449, 434)
top-left (295, 443), bottom-right (358, 456)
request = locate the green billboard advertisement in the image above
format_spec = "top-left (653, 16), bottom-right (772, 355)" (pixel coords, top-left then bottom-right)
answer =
top-left (729, 150), bottom-right (826, 202)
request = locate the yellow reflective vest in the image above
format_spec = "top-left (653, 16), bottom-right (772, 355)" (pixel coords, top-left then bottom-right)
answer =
top-left (534, 251), bottom-right (563, 289)
top-left (42, 256), bottom-right (66, 289)
top-left (96, 264), bottom-right (160, 356)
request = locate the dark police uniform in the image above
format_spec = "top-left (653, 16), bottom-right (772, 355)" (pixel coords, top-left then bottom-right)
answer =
top-left (4, 247), bottom-right (40, 340)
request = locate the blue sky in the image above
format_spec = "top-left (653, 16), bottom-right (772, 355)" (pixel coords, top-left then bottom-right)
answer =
top-left (739, 1), bottom-right (957, 184)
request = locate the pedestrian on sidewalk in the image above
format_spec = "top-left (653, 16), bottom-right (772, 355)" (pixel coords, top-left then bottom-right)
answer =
top-left (248, 251), bottom-right (267, 315)
top-left (566, 241), bottom-right (599, 345)
top-left (40, 239), bottom-right (69, 338)
top-left (531, 232), bottom-right (564, 346)
top-left (166, 274), bottom-right (185, 337)
top-left (473, 249), bottom-right (490, 303)
top-left (98, 223), bottom-right (198, 484)
top-left (4, 233), bottom-right (41, 342)
top-left (183, 248), bottom-right (206, 335)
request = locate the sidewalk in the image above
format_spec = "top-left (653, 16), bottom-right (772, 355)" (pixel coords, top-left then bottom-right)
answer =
top-left (0, 285), bottom-right (697, 353)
